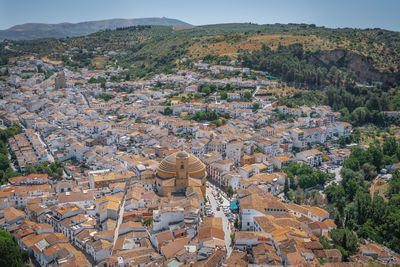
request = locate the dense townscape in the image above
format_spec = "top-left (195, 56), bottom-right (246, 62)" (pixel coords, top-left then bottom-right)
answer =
top-left (1, 22), bottom-right (400, 267)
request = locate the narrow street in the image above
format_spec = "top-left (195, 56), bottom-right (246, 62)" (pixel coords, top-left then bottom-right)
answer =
top-left (111, 195), bottom-right (126, 248)
top-left (35, 132), bottom-right (55, 163)
top-left (110, 178), bottom-right (131, 252)
top-left (81, 92), bottom-right (91, 108)
top-left (206, 185), bottom-right (232, 257)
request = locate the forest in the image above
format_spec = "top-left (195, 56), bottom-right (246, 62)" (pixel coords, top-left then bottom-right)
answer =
top-left (240, 44), bottom-right (359, 88)
top-left (324, 136), bottom-right (400, 254)
top-left (0, 229), bottom-right (29, 267)
top-left (0, 125), bottom-right (23, 184)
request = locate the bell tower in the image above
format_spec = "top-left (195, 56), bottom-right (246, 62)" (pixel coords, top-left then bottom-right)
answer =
top-left (175, 150), bottom-right (189, 193)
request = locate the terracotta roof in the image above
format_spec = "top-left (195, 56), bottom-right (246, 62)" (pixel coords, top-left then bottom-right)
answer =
top-left (309, 206), bottom-right (329, 217)
top-left (254, 216), bottom-right (277, 233)
top-left (155, 230), bottom-right (174, 246)
top-left (198, 217), bottom-right (224, 242)
top-left (197, 250), bottom-right (226, 267)
top-left (58, 190), bottom-right (94, 204)
top-left (323, 218), bottom-right (337, 229)
top-left (90, 239), bottom-right (112, 252)
top-left (160, 237), bottom-right (190, 259)
top-left (223, 251), bottom-right (249, 266)
top-left (325, 248), bottom-right (342, 258)
top-left (3, 207), bottom-right (25, 223)
top-left (307, 221), bottom-right (328, 230)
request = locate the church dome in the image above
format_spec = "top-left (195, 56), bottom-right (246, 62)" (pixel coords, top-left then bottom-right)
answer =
top-left (157, 151), bottom-right (206, 179)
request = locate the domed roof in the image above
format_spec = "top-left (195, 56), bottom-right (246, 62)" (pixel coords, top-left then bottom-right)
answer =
top-left (157, 151), bottom-right (206, 178)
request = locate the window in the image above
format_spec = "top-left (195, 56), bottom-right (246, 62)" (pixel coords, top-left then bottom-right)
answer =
top-left (181, 164), bottom-right (184, 169)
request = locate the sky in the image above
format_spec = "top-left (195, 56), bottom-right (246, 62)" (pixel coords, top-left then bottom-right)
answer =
top-left (1, 0), bottom-right (400, 31)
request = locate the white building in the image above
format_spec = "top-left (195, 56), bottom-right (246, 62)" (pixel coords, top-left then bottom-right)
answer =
top-left (152, 208), bottom-right (184, 232)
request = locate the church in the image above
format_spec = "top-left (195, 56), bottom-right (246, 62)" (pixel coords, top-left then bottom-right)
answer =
top-left (155, 151), bottom-right (207, 197)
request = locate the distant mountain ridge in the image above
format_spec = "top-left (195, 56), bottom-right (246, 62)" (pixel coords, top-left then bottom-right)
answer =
top-left (0, 17), bottom-right (191, 40)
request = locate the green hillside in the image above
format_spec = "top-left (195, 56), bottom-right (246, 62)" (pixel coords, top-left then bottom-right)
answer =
top-left (1, 23), bottom-right (400, 84)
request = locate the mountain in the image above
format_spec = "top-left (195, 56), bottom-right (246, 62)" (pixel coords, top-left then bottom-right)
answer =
top-left (0, 17), bottom-right (191, 40)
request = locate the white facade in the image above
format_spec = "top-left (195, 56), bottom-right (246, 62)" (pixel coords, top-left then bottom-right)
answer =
top-left (240, 208), bottom-right (265, 231)
top-left (152, 209), bottom-right (184, 232)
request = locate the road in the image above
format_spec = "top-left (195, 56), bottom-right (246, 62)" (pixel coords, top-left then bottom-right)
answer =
top-left (35, 132), bottom-right (55, 163)
top-left (112, 195), bottom-right (126, 248)
top-left (111, 178), bottom-right (131, 252)
top-left (81, 92), bottom-right (91, 108)
top-left (206, 185), bottom-right (232, 257)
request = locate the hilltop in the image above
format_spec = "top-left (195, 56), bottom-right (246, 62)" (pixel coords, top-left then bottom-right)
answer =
top-left (0, 17), bottom-right (191, 40)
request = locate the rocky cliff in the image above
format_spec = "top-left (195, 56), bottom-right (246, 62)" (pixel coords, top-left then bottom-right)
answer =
top-left (309, 49), bottom-right (399, 84)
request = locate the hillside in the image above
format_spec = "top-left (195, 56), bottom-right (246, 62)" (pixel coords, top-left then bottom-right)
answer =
top-left (1, 23), bottom-right (400, 85)
top-left (0, 17), bottom-right (191, 40)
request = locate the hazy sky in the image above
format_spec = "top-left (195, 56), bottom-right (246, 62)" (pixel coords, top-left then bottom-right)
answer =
top-left (1, 0), bottom-right (399, 31)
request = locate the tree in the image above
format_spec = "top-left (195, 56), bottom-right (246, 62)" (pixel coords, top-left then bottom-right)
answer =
top-left (350, 107), bottom-right (369, 125)
top-left (230, 232), bottom-right (235, 244)
top-left (1, 168), bottom-right (20, 184)
top-left (351, 128), bottom-right (361, 143)
top-left (357, 219), bottom-right (381, 242)
top-left (283, 162), bottom-right (328, 189)
top-left (354, 191), bottom-right (371, 225)
top-left (367, 142), bottom-right (384, 171)
top-left (252, 102), bottom-right (260, 111)
top-left (201, 86), bottom-right (211, 96)
top-left (0, 154), bottom-right (10, 171)
top-left (370, 195), bottom-right (387, 226)
top-left (25, 161), bottom-right (63, 180)
top-left (284, 177), bottom-right (289, 197)
top-left (253, 146), bottom-right (262, 154)
top-left (319, 236), bottom-right (331, 249)
top-left (244, 91), bottom-right (252, 101)
top-left (88, 77), bottom-right (106, 84)
top-left (343, 157), bottom-right (360, 171)
top-left (338, 136), bottom-right (347, 148)
top-left (142, 218), bottom-right (152, 227)
top-left (343, 177), bottom-right (358, 202)
top-left (163, 107), bottom-right (173, 116)
top-left (329, 229), bottom-right (359, 259)
top-left (389, 193), bottom-right (400, 209)
top-left (324, 183), bottom-right (345, 214)
top-left (383, 137), bottom-right (398, 156)
top-left (96, 93), bottom-right (114, 102)
top-left (389, 169), bottom-right (400, 196)
top-left (0, 229), bottom-right (27, 267)
top-left (234, 217), bottom-right (241, 229)
top-left (361, 163), bottom-right (377, 180)
top-left (220, 91), bottom-right (227, 100)
top-left (383, 210), bottom-right (400, 253)
top-left (226, 186), bottom-right (234, 198)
